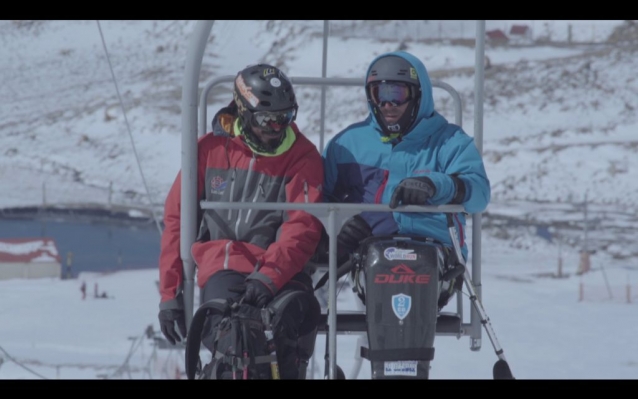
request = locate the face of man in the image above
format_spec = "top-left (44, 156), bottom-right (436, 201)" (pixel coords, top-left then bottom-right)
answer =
top-left (250, 107), bottom-right (296, 146)
top-left (251, 126), bottom-right (285, 147)
top-left (378, 101), bottom-right (410, 125)
top-left (368, 81), bottom-right (415, 129)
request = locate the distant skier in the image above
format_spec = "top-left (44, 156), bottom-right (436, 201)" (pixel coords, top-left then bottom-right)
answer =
top-left (80, 281), bottom-right (86, 300)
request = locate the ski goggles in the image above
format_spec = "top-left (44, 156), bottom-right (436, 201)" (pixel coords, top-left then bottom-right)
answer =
top-left (252, 107), bottom-right (297, 131)
top-left (368, 81), bottom-right (413, 107)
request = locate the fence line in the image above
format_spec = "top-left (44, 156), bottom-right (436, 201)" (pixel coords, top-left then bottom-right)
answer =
top-left (578, 280), bottom-right (636, 303)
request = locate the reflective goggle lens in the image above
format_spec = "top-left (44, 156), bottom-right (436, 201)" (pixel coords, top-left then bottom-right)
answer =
top-left (369, 82), bottom-right (412, 107)
top-left (253, 108), bottom-right (296, 130)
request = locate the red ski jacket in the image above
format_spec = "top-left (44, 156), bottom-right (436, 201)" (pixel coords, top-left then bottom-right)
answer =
top-left (159, 114), bottom-right (324, 308)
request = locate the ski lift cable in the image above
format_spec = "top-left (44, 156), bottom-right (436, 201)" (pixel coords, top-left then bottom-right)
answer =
top-left (0, 344), bottom-right (49, 379)
top-left (95, 20), bottom-right (163, 236)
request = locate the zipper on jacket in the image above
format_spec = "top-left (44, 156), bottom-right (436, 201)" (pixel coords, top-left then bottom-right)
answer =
top-left (227, 169), bottom-right (237, 221)
top-left (303, 180), bottom-right (309, 203)
top-left (245, 173), bottom-right (266, 223)
top-left (235, 155), bottom-right (256, 237)
top-left (375, 170), bottom-right (389, 204)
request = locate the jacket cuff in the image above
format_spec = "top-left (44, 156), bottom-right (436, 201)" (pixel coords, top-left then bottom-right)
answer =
top-left (449, 174), bottom-right (467, 205)
top-left (159, 292), bottom-right (184, 311)
top-left (246, 271), bottom-right (278, 295)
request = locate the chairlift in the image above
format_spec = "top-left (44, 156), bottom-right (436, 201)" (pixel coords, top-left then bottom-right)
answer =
top-left (178, 20), bottom-right (513, 380)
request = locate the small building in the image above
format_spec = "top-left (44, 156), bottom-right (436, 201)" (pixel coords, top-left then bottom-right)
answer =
top-left (509, 24), bottom-right (533, 44)
top-left (0, 238), bottom-right (62, 280)
top-left (486, 29), bottom-right (509, 45)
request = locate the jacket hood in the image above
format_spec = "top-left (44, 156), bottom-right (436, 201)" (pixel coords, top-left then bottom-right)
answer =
top-left (211, 100), bottom-right (238, 137)
top-left (365, 51), bottom-right (435, 137)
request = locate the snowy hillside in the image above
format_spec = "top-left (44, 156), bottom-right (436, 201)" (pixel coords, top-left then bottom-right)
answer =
top-left (1, 20), bottom-right (637, 260)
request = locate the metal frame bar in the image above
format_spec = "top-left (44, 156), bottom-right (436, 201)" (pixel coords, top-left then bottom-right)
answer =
top-left (198, 201), bottom-right (465, 379)
top-left (199, 76), bottom-right (462, 138)
top-left (180, 20), bottom-right (486, 379)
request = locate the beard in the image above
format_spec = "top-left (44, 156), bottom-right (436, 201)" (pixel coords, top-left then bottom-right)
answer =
top-left (263, 135), bottom-right (283, 151)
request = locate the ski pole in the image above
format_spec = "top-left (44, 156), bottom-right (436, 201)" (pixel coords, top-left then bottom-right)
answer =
top-left (261, 309), bottom-right (280, 380)
top-left (241, 321), bottom-right (250, 380)
top-left (323, 308), bottom-right (330, 379)
top-left (446, 214), bottom-right (514, 379)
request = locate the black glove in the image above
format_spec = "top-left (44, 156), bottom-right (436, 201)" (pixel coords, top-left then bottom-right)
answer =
top-left (337, 214), bottom-right (372, 263)
top-left (309, 225), bottom-right (330, 264)
top-left (158, 308), bottom-right (187, 345)
top-left (389, 176), bottom-right (436, 209)
top-left (243, 279), bottom-right (275, 308)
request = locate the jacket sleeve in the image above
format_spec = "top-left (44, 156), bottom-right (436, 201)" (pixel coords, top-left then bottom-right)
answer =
top-left (321, 138), bottom-right (341, 203)
top-left (158, 136), bottom-right (209, 309)
top-left (158, 171), bottom-right (184, 309)
top-left (427, 129), bottom-right (491, 214)
top-left (248, 151), bottom-right (324, 291)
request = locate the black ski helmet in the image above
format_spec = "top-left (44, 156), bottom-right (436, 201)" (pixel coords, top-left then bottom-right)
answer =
top-left (365, 55), bottom-right (421, 137)
top-left (233, 64), bottom-right (298, 152)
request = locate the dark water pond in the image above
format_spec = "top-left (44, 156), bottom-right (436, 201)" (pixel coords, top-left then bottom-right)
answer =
top-left (0, 206), bottom-right (161, 278)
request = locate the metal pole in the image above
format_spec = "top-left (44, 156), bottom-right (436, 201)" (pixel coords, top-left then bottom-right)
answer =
top-left (600, 263), bottom-right (613, 299)
top-left (319, 20), bottom-right (329, 154)
top-left (327, 208), bottom-right (338, 379)
top-left (583, 191), bottom-right (589, 253)
top-left (558, 231), bottom-right (563, 278)
top-left (470, 19), bottom-right (486, 351)
top-left (181, 20), bottom-right (214, 328)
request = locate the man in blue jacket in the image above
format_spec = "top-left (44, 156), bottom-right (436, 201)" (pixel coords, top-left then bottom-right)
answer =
top-left (323, 51), bottom-right (491, 303)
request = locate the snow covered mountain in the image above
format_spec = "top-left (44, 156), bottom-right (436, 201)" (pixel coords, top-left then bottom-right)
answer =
top-left (1, 20), bottom-right (637, 260)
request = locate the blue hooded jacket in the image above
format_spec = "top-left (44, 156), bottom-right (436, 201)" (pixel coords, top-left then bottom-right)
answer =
top-left (322, 51), bottom-right (490, 257)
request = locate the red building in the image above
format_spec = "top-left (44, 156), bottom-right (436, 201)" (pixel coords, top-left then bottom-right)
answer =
top-left (0, 238), bottom-right (62, 280)
top-left (509, 24), bottom-right (533, 43)
top-left (486, 29), bottom-right (509, 45)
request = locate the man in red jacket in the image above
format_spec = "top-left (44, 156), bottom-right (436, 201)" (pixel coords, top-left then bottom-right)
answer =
top-left (157, 64), bottom-right (324, 379)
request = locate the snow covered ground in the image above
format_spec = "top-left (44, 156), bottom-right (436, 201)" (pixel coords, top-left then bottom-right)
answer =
top-left (1, 224), bottom-right (636, 380)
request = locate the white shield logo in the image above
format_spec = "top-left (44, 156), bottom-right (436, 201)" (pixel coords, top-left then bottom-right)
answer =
top-left (391, 293), bottom-right (412, 321)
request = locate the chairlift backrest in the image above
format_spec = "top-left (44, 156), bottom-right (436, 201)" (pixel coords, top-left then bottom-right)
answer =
top-left (198, 76), bottom-right (463, 140)
top-left (179, 20), bottom-right (488, 379)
